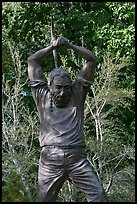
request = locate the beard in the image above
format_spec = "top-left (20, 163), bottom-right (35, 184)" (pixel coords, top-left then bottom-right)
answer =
top-left (52, 93), bottom-right (71, 108)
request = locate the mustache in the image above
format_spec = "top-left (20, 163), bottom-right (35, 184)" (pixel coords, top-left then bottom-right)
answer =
top-left (51, 92), bottom-right (71, 107)
top-left (55, 93), bottom-right (70, 98)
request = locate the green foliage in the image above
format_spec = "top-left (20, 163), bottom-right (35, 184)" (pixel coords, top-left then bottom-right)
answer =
top-left (57, 181), bottom-right (86, 202)
top-left (2, 171), bottom-right (32, 202)
top-left (2, 41), bottom-right (40, 201)
top-left (2, 2), bottom-right (135, 202)
top-left (84, 51), bottom-right (135, 201)
top-left (108, 167), bottom-right (135, 202)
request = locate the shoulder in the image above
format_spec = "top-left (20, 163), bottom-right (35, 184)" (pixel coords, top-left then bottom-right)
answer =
top-left (72, 76), bottom-right (90, 105)
top-left (29, 79), bottom-right (47, 88)
top-left (76, 74), bottom-right (93, 87)
top-left (29, 79), bottom-right (49, 103)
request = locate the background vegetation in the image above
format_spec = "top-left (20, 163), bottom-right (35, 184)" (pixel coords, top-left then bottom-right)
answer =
top-left (2, 2), bottom-right (135, 202)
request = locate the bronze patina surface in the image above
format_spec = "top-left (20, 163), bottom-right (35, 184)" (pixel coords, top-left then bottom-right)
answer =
top-left (28, 36), bottom-right (108, 202)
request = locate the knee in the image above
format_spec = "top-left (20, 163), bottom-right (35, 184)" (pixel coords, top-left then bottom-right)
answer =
top-left (94, 189), bottom-right (108, 202)
top-left (87, 189), bottom-right (108, 202)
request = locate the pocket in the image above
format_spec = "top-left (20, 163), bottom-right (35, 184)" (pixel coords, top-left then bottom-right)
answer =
top-left (73, 149), bottom-right (86, 159)
top-left (40, 147), bottom-right (64, 166)
top-left (41, 147), bottom-right (51, 158)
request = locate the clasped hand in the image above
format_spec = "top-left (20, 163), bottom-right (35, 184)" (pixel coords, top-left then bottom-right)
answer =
top-left (51, 36), bottom-right (70, 48)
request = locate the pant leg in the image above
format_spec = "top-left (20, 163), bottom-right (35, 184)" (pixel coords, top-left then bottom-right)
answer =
top-left (37, 147), bottom-right (67, 202)
top-left (68, 154), bottom-right (108, 202)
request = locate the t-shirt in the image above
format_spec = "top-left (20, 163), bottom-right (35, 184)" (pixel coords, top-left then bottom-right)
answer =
top-left (29, 74), bottom-right (92, 148)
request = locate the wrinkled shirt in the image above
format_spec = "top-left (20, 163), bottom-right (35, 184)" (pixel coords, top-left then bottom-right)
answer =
top-left (29, 74), bottom-right (92, 147)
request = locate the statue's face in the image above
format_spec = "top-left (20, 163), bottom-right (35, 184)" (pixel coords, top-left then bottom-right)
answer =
top-left (50, 75), bottom-right (72, 108)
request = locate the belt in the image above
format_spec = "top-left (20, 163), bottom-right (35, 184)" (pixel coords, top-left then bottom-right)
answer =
top-left (41, 145), bottom-right (85, 149)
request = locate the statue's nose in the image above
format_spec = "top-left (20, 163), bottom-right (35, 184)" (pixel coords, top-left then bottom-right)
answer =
top-left (60, 88), bottom-right (65, 96)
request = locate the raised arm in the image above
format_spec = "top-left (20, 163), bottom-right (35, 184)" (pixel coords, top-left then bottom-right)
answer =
top-left (27, 38), bottom-right (60, 82)
top-left (59, 36), bottom-right (96, 83)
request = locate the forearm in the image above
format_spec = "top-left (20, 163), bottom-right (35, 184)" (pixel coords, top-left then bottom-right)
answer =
top-left (28, 45), bottom-right (54, 62)
top-left (27, 38), bottom-right (61, 81)
top-left (27, 44), bottom-right (55, 81)
top-left (69, 43), bottom-right (96, 63)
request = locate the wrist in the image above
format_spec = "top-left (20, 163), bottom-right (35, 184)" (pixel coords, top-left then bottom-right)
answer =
top-left (64, 41), bottom-right (72, 49)
top-left (50, 44), bottom-right (56, 50)
top-left (68, 43), bottom-right (75, 49)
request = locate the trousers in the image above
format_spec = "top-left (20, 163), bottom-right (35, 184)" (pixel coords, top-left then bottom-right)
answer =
top-left (37, 147), bottom-right (108, 202)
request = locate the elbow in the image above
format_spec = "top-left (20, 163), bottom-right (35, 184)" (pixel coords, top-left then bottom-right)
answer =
top-left (87, 53), bottom-right (96, 65)
top-left (92, 54), bottom-right (97, 65)
top-left (27, 55), bottom-right (37, 65)
top-left (88, 57), bottom-right (96, 67)
top-left (27, 56), bottom-right (33, 63)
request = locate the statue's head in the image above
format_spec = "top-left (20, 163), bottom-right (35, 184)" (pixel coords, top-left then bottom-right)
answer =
top-left (48, 67), bottom-right (72, 108)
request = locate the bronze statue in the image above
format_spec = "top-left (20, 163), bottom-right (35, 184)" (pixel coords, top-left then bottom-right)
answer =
top-left (27, 35), bottom-right (108, 202)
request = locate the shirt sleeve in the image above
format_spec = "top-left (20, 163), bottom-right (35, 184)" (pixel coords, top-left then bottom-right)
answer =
top-left (29, 79), bottom-right (49, 106)
top-left (29, 79), bottom-right (47, 87)
top-left (72, 74), bottom-right (92, 106)
top-left (76, 74), bottom-right (93, 87)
